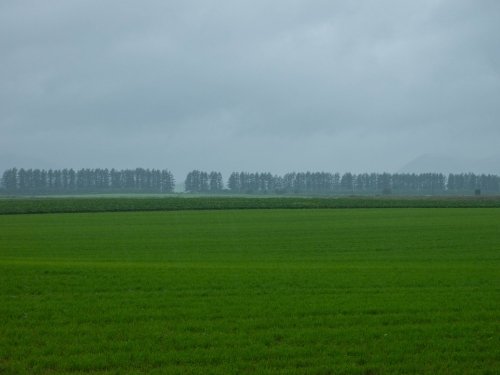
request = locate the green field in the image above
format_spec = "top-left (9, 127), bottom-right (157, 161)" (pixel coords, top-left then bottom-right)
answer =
top-left (1, 208), bottom-right (499, 374)
top-left (1, 195), bottom-right (500, 215)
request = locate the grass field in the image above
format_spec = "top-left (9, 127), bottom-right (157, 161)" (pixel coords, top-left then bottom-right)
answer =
top-left (1, 208), bottom-right (499, 374)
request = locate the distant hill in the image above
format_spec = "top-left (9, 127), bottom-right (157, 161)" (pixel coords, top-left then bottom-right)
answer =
top-left (399, 154), bottom-right (500, 175)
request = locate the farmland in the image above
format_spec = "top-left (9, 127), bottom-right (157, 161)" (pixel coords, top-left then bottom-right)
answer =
top-left (1, 195), bottom-right (500, 215)
top-left (1, 207), bottom-right (499, 373)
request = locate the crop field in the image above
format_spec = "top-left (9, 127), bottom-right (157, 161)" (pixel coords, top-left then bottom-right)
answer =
top-left (1, 208), bottom-right (499, 374)
top-left (1, 195), bottom-right (500, 215)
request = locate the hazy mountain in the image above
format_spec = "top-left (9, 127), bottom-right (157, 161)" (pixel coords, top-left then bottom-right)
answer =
top-left (399, 154), bottom-right (500, 174)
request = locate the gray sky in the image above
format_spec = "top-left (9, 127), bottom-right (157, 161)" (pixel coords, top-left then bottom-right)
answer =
top-left (1, 0), bottom-right (499, 177)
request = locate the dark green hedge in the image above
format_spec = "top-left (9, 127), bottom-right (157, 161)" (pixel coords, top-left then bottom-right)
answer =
top-left (1, 196), bottom-right (500, 215)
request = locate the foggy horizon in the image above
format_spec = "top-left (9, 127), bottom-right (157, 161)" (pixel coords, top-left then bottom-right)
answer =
top-left (2, 1), bottom-right (499, 177)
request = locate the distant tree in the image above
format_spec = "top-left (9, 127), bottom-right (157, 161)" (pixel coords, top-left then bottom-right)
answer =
top-left (1, 168), bottom-right (17, 192)
top-left (209, 171), bottom-right (224, 192)
top-left (187, 170), bottom-right (196, 192)
top-left (340, 173), bottom-right (354, 193)
top-left (282, 173), bottom-right (295, 193)
top-left (379, 173), bottom-right (392, 194)
top-left (151, 169), bottom-right (161, 191)
top-left (17, 168), bottom-right (28, 192)
top-left (273, 175), bottom-right (284, 194)
top-left (228, 172), bottom-right (240, 193)
top-left (185, 170), bottom-right (197, 192)
top-left (54, 169), bottom-right (62, 191)
top-left (161, 170), bottom-right (175, 193)
top-left (68, 169), bottom-right (76, 190)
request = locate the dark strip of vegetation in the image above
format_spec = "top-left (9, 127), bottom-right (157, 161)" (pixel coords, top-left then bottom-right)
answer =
top-left (1, 196), bottom-right (500, 215)
top-left (187, 170), bottom-right (500, 195)
top-left (1, 168), bottom-right (175, 194)
top-left (2, 168), bottom-right (500, 196)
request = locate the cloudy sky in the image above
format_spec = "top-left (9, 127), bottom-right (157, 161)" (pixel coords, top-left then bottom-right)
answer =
top-left (1, 0), bottom-right (499, 177)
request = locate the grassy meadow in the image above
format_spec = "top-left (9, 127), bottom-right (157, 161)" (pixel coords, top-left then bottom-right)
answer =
top-left (1, 207), bottom-right (499, 373)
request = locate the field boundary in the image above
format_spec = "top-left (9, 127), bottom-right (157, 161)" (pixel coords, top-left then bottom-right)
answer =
top-left (1, 196), bottom-right (500, 215)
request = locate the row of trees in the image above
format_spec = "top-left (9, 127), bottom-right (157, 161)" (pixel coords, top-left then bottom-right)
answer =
top-left (2, 168), bottom-right (499, 195)
top-left (188, 171), bottom-right (500, 195)
top-left (184, 170), bottom-right (224, 193)
top-left (1, 168), bottom-right (175, 193)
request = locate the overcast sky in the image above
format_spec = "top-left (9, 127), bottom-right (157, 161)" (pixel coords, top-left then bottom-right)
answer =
top-left (1, 0), bottom-right (499, 177)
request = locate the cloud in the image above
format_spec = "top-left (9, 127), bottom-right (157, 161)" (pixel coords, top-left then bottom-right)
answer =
top-left (1, 0), bottom-right (499, 175)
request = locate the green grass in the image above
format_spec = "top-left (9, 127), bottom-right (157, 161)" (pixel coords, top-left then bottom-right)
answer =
top-left (1, 208), bottom-right (499, 374)
top-left (1, 195), bottom-right (500, 215)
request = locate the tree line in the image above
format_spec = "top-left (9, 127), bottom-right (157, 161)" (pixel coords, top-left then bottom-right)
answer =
top-left (1, 168), bottom-right (174, 194)
top-left (2, 168), bottom-right (499, 195)
top-left (184, 170), bottom-right (224, 193)
top-left (187, 171), bottom-right (500, 195)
